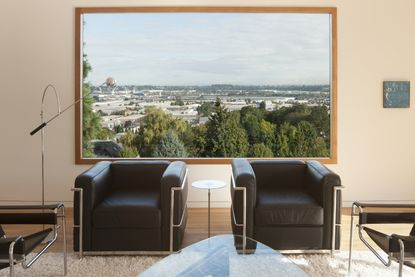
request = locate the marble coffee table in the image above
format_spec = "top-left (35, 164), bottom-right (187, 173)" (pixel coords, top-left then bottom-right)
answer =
top-left (139, 234), bottom-right (308, 276)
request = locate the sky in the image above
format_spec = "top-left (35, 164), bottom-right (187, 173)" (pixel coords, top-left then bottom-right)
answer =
top-left (83, 13), bottom-right (331, 86)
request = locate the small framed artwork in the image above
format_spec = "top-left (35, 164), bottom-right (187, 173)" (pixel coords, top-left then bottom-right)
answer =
top-left (383, 81), bottom-right (410, 108)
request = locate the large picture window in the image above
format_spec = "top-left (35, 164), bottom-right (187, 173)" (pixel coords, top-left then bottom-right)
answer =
top-left (75, 7), bottom-right (337, 164)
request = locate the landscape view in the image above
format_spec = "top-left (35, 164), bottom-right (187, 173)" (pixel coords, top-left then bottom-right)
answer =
top-left (81, 12), bottom-right (332, 158)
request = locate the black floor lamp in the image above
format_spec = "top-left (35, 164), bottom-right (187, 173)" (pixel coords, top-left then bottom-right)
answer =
top-left (30, 84), bottom-right (82, 206)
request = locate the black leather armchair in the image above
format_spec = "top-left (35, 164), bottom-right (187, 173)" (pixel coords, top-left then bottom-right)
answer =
top-left (231, 159), bottom-right (342, 251)
top-left (73, 160), bottom-right (188, 253)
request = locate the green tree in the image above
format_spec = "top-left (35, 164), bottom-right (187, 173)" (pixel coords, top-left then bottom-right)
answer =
top-left (275, 122), bottom-right (297, 157)
top-left (308, 105), bottom-right (330, 145)
top-left (313, 137), bottom-right (330, 157)
top-left (276, 121), bottom-right (329, 157)
top-left (205, 99), bottom-right (249, 157)
top-left (291, 121), bottom-right (313, 157)
top-left (293, 121), bottom-right (329, 157)
top-left (82, 54), bottom-right (92, 80)
top-left (119, 146), bottom-right (139, 158)
top-left (270, 104), bottom-right (330, 157)
top-left (249, 143), bottom-right (273, 157)
top-left (171, 98), bottom-right (184, 106)
top-left (258, 119), bottom-right (276, 149)
top-left (95, 128), bottom-right (115, 140)
top-left (269, 104), bottom-right (309, 126)
top-left (239, 106), bottom-right (276, 151)
top-left (188, 124), bottom-right (207, 157)
top-left (152, 130), bottom-right (188, 157)
top-left (120, 130), bottom-right (136, 147)
top-left (136, 107), bottom-right (189, 156)
top-left (82, 55), bottom-right (103, 157)
top-left (197, 102), bottom-right (214, 117)
top-left (240, 106), bottom-right (264, 145)
top-left (241, 112), bottom-right (261, 144)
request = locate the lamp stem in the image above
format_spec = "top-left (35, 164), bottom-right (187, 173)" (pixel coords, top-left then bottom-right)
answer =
top-left (31, 85), bottom-right (82, 207)
top-left (41, 117), bottom-right (45, 207)
top-left (40, 85), bottom-right (61, 207)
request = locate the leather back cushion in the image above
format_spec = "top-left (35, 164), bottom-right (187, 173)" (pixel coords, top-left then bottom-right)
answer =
top-left (250, 160), bottom-right (307, 189)
top-left (110, 161), bottom-right (170, 189)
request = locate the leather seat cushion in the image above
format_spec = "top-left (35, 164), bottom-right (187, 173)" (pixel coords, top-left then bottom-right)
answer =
top-left (255, 189), bottom-right (323, 226)
top-left (93, 189), bottom-right (161, 229)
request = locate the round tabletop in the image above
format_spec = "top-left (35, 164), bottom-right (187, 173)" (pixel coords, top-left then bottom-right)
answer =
top-left (192, 180), bottom-right (227, 190)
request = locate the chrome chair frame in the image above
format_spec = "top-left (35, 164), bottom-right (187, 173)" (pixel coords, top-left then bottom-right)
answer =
top-left (348, 202), bottom-right (415, 277)
top-left (231, 172), bottom-right (343, 255)
top-left (0, 204), bottom-right (67, 277)
top-left (231, 173), bottom-right (247, 252)
top-left (72, 168), bottom-right (188, 258)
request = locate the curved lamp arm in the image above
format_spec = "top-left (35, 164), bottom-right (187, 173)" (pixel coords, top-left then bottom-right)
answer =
top-left (30, 85), bottom-right (61, 136)
top-left (30, 85), bottom-right (82, 136)
top-left (41, 84), bottom-right (61, 121)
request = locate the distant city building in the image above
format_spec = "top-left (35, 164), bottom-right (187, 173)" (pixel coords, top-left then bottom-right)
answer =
top-left (88, 84), bottom-right (330, 133)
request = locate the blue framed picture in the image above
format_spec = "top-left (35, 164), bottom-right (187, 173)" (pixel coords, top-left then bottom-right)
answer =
top-left (383, 81), bottom-right (410, 108)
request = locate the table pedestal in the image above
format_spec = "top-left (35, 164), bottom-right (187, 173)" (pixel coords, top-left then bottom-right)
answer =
top-left (191, 180), bottom-right (227, 238)
top-left (208, 188), bottom-right (210, 237)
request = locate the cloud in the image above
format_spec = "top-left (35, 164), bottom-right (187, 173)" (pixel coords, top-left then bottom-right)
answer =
top-left (84, 13), bottom-right (331, 85)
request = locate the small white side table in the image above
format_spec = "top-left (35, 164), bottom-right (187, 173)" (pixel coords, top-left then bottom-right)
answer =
top-left (191, 180), bottom-right (227, 238)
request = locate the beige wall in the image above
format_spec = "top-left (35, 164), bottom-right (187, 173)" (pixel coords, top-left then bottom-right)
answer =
top-left (1, 0), bottom-right (415, 207)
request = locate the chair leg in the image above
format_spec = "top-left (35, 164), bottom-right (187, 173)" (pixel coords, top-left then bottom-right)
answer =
top-left (61, 205), bottom-right (67, 275)
top-left (348, 204), bottom-right (355, 273)
top-left (9, 263), bottom-right (14, 277)
top-left (398, 239), bottom-right (404, 277)
top-left (9, 241), bottom-right (15, 277)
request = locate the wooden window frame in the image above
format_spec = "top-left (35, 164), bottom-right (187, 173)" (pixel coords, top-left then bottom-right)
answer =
top-left (75, 6), bottom-right (337, 165)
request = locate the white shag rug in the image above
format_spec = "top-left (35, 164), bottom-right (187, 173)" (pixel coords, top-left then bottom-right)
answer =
top-left (0, 251), bottom-right (414, 277)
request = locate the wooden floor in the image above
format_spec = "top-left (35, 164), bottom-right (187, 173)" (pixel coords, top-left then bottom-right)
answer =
top-left (1, 208), bottom-right (414, 253)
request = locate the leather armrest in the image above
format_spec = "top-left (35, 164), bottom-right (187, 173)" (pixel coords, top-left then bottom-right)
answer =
top-left (161, 161), bottom-right (188, 218)
top-left (306, 160), bottom-right (342, 249)
top-left (74, 161), bottom-right (112, 209)
top-left (231, 158), bottom-right (256, 239)
top-left (160, 161), bottom-right (188, 250)
top-left (73, 161), bottom-right (111, 251)
top-left (231, 158), bottom-right (256, 205)
top-left (161, 161), bottom-right (188, 190)
top-left (306, 160), bottom-right (341, 205)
